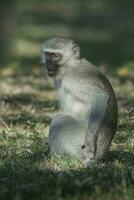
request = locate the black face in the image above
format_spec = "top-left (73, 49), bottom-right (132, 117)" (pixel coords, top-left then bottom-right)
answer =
top-left (44, 52), bottom-right (62, 77)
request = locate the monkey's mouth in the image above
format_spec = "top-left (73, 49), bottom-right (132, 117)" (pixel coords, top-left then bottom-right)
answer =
top-left (47, 70), bottom-right (56, 77)
top-left (46, 64), bottom-right (59, 77)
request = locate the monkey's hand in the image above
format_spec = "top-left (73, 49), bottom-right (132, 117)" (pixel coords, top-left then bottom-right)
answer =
top-left (82, 135), bottom-right (97, 166)
top-left (82, 91), bottom-right (109, 166)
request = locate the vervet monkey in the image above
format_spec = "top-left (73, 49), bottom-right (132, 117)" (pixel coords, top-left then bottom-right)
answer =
top-left (41, 38), bottom-right (118, 165)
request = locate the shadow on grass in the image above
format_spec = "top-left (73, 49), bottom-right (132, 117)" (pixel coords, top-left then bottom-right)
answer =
top-left (2, 113), bottom-right (51, 126)
top-left (103, 150), bottom-right (134, 166)
top-left (0, 144), bottom-right (133, 200)
top-left (1, 93), bottom-right (59, 126)
top-left (2, 93), bottom-right (57, 109)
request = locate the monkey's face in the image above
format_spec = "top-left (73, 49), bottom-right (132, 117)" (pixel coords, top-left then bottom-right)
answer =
top-left (44, 52), bottom-right (62, 77)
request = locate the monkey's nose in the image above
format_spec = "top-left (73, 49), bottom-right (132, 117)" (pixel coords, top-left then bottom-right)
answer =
top-left (46, 63), bottom-right (55, 70)
top-left (46, 63), bottom-right (55, 71)
top-left (48, 64), bottom-right (54, 69)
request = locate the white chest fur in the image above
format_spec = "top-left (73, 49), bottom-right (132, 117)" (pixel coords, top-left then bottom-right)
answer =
top-left (56, 78), bottom-right (90, 123)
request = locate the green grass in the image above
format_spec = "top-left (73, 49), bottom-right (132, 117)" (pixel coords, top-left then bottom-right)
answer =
top-left (0, 65), bottom-right (134, 200)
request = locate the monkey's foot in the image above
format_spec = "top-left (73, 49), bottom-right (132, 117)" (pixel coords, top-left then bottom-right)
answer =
top-left (83, 153), bottom-right (95, 166)
top-left (81, 145), bottom-right (95, 166)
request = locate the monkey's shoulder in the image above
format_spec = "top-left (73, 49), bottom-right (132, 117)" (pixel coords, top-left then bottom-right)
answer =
top-left (66, 59), bottom-right (112, 92)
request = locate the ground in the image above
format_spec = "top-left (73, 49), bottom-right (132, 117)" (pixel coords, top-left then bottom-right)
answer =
top-left (0, 64), bottom-right (134, 200)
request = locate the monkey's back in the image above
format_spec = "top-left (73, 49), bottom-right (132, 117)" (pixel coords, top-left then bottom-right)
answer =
top-left (66, 59), bottom-right (118, 119)
top-left (78, 60), bottom-right (118, 157)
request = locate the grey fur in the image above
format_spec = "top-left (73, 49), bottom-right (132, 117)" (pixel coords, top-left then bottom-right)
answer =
top-left (42, 38), bottom-right (118, 165)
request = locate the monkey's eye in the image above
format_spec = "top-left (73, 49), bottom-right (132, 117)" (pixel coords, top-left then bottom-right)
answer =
top-left (52, 53), bottom-right (61, 61)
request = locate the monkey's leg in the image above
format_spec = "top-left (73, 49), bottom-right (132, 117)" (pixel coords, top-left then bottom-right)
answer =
top-left (83, 92), bottom-right (109, 165)
top-left (95, 133), bottom-right (111, 160)
top-left (95, 118), bottom-right (117, 160)
top-left (49, 114), bottom-right (86, 161)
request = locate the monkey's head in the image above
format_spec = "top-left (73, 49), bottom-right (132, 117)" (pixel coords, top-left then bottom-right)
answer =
top-left (41, 38), bottom-right (80, 77)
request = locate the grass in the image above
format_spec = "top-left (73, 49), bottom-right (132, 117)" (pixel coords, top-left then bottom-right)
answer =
top-left (0, 64), bottom-right (134, 200)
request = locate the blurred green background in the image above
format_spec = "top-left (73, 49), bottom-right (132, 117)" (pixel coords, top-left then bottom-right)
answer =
top-left (1, 0), bottom-right (134, 69)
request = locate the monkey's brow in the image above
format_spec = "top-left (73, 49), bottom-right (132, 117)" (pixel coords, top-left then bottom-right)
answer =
top-left (44, 52), bottom-right (51, 54)
top-left (44, 52), bottom-right (57, 55)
